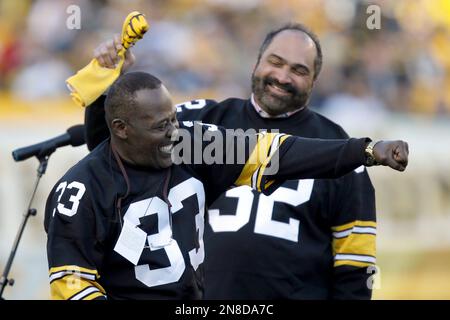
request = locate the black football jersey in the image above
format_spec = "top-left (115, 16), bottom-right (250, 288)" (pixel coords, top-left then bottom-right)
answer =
top-left (175, 98), bottom-right (377, 299)
top-left (46, 119), bottom-right (369, 299)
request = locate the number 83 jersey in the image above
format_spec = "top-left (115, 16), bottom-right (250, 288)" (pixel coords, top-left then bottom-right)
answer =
top-left (44, 141), bottom-right (209, 300)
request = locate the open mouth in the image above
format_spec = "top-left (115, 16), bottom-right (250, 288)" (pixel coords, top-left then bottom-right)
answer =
top-left (266, 83), bottom-right (292, 96)
top-left (159, 144), bottom-right (174, 155)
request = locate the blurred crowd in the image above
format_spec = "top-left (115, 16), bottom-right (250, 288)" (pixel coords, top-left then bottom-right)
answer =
top-left (0, 0), bottom-right (449, 117)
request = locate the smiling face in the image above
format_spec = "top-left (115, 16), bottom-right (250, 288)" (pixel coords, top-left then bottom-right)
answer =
top-left (252, 30), bottom-right (317, 116)
top-left (113, 85), bottom-right (179, 169)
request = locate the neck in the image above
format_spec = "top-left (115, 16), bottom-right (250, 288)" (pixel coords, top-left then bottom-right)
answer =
top-left (110, 138), bottom-right (163, 171)
top-left (251, 94), bottom-right (305, 118)
top-left (110, 138), bottom-right (138, 167)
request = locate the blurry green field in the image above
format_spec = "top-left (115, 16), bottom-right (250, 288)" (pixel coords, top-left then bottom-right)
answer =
top-left (373, 249), bottom-right (450, 299)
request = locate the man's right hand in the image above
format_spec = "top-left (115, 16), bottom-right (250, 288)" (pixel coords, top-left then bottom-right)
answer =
top-left (373, 140), bottom-right (409, 171)
top-left (93, 34), bottom-right (136, 73)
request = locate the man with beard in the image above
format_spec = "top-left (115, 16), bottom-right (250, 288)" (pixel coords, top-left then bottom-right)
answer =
top-left (86, 23), bottom-right (383, 299)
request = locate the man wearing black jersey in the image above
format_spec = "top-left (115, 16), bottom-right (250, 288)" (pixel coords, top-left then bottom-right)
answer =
top-left (84, 23), bottom-right (404, 299)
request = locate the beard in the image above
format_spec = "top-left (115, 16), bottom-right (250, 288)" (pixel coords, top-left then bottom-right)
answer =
top-left (251, 73), bottom-right (310, 115)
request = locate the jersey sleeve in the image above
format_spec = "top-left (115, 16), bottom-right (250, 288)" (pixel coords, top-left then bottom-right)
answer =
top-left (44, 178), bottom-right (107, 300)
top-left (330, 168), bottom-right (377, 299)
top-left (178, 121), bottom-right (369, 202)
top-left (84, 95), bottom-right (109, 151)
top-left (243, 134), bottom-right (369, 193)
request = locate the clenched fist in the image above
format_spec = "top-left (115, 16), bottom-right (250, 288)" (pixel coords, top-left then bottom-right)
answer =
top-left (373, 140), bottom-right (409, 171)
top-left (93, 34), bottom-right (136, 73)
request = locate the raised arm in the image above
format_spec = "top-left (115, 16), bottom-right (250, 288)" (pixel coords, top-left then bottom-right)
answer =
top-left (83, 35), bottom-right (137, 150)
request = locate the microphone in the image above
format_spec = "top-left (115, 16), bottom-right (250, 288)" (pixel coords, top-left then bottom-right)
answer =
top-left (12, 125), bottom-right (86, 162)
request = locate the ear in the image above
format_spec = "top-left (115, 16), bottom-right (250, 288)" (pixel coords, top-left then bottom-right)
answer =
top-left (111, 119), bottom-right (128, 139)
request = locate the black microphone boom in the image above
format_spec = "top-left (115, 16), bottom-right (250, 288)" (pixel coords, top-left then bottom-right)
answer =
top-left (12, 124), bottom-right (86, 162)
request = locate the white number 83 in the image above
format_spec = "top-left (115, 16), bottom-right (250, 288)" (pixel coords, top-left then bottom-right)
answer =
top-left (52, 181), bottom-right (86, 217)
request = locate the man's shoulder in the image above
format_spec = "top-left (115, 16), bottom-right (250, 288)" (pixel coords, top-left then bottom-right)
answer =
top-left (217, 97), bottom-right (248, 106)
top-left (44, 140), bottom-right (113, 232)
top-left (59, 141), bottom-right (109, 184)
top-left (176, 97), bottom-right (248, 123)
top-left (177, 97), bottom-right (247, 112)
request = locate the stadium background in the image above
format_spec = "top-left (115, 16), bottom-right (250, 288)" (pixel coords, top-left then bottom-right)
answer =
top-left (1, 0), bottom-right (449, 299)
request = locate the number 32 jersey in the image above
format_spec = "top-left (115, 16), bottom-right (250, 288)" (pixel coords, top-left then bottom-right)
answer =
top-left (176, 98), bottom-right (377, 299)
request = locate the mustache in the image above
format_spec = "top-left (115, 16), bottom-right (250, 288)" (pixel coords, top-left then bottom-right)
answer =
top-left (263, 77), bottom-right (298, 95)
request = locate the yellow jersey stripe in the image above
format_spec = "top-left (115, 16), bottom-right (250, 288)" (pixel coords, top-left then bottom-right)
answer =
top-left (256, 134), bottom-right (289, 192)
top-left (334, 260), bottom-right (374, 268)
top-left (264, 179), bottom-right (276, 189)
top-left (69, 286), bottom-right (98, 300)
top-left (50, 274), bottom-right (106, 300)
top-left (333, 233), bottom-right (376, 257)
top-left (235, 133), bottom-right (290, 191)
top-left (85, 291), bottom-right (107, 300)
top-left (235, 132), bottom-right (274, 187)
top-left (331, 220), bottom-right (377, 232)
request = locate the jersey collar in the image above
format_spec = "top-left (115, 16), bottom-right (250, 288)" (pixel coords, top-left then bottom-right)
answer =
top-left (250, 94), bottom-right (304, 119)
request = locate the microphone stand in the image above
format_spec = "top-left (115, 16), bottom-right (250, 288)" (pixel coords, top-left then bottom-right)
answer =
top-left (0, 146), bottom-right (54, 299)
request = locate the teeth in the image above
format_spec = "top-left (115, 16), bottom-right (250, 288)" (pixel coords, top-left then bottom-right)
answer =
top-left (159, 144), bottom-right (173, 153)
top-left (270, 84), bottom-right (288, 93)
top-left (269, 84), bottom-right (289, 94)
